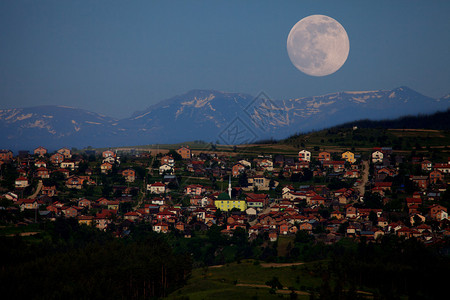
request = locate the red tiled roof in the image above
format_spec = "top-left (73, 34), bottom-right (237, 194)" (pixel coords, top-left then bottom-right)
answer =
top-left (375, 182), bottom-right (393, 187)
top-left (125, 211), bottom-right (140, 216)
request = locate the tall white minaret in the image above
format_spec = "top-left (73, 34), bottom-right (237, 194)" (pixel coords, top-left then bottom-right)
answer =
top-left (228, 175), bottom-right (232, 199)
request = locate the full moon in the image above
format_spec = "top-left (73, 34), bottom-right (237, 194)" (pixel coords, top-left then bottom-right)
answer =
top-left (287, 15), bottom-right (350, 77)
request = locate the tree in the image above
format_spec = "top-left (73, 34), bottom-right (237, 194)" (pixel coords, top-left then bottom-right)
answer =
top-left (168, 150), bottom-right (182, 161)
top-left (269, 178), bottom-right (275, 189)
top-left (290, 288), bottom-right (298, 300)
top-left (327, 179), bottom-right (350, 190)
top-left (119, 202), bottom-right (133, 214)
top-left (295, 230), bottom-right (314, 243)
top-left (265, 276), bottom-right (283, 290)
top-left (413, 214), bottom-right (423, 226)
top-left (318, 275), bottom-right (332, 300)
top-left (369, 210), bottom-right (378, 225)
top-left (290, 173), bottom-right (301, 182)
top-left (76, 161), bottom-right (89, 174)
top-left (134, 166), bottom-right (146, 179)
top-left (312, 225), bottom-right (326, 234)
top-left (152, 158), bottom-right (160, 168)
top-left (318, 208), bottom-right (330, 219)
top-left (361, 192), bottom-right (383, 209)
top-left (214, 209), bottom-right (223, 219)
top-left (102, 182), bottom-right (113, 197)
top-left (337, 222), bottom-right (349, 234)
top-left (238, 172), bottom-right (248, 187)
top-left (301, 169), bottom-right (313, 182)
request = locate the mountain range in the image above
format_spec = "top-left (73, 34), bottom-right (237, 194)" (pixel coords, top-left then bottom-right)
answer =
top-left (0, 86), bottom-right (449, 151)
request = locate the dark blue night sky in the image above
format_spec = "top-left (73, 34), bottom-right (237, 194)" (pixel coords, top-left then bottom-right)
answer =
top-left (1, 0), bottom-right (449, 118)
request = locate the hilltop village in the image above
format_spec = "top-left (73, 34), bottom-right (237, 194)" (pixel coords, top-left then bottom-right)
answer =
top-left (1, 144), bottom-right (449, 244)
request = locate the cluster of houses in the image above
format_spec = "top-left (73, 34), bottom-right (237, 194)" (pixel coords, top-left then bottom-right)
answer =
top-left (1, 144), bottom-right (449, 244)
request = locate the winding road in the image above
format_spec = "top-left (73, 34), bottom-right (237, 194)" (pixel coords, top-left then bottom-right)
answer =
top-left (28, 180), bottom-right (42, 199)
top-left (357, 160), bottom-right (369, 198)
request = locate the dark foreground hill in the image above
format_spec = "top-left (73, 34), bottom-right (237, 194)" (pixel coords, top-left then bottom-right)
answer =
top-left (333, 108), bottom-right (450, 131)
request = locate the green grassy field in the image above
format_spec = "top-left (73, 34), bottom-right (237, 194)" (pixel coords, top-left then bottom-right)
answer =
top-left (0, 223), bottom-right (42, 236)
top-left (276, 236), bottom-right (295, 257)
top-left (166, 260), bottom-right (327, 300)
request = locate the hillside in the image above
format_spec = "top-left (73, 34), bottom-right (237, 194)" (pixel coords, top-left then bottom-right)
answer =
top-left (279, 108), bottom-right (450, 153)
top-left (332, 108), bottom-right (450, 131)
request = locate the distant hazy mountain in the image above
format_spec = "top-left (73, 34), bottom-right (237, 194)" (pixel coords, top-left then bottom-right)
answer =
top-left (0, 106), bottom-right (118, 150)
top-left (116, 86), bottom-right (450, 145)
top-left (0, 87), bottom-right (449, 151)
top-left (117, 90), bottom-right (255, 146)
top-left (253, 86), bottom-right (449, 137)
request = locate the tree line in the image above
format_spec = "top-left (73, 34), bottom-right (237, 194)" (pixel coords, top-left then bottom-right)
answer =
top-left (0, 219), bottom-right (192, 299)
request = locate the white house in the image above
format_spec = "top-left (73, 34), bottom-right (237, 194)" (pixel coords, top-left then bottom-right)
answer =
top-left (298, 150), bottom-right (311, 162)
top-left (60, 161), bottom-right (76, 171)
top-left (147, 182), bottom-right (166, 194)
top-left (282, 185), bottom-right (294, 195)
top-left (102, 156), bottom-right (116, 164)
top-left (259, 159), bottom-right (273, 171)
top-left (246, 207), bottom-right (258, 216)
top-left (159, 164), bottom-right (174, 175)
top-left (436, 210), bottom-right (449, 221)
top-left (372, 151), bottom-right (384, 163)
top-left (15, 177), bottom-right (29, 188)
top-left (201, 196), bottom-right (212, 207)
top-left (239, 160), bottom-right (252, 167)
top-left (34, 161), bottom-right (47, 168)
top-left (151, 198), bottom-right (166, 205)
top-left (246, 176), bottom-right (278, 191)
top-left (160, 156), bottom-right (175, 167)
top-left (152, 222), bottom-right (168, 233)
top-left (100, 162), bottom-right (113, 174)
top-left (4, 192), bottom-right (18, 201)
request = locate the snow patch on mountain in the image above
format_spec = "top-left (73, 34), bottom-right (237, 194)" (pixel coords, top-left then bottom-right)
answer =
top-left (306, 100), bottom-right (336, 109)
top-left (25, 120), bottom-right (47, 129)
top-left (352, 96), bottom-right (370, 103)
top-left (344, 90), bottom-right (379, 94)
top-left (208, 102), bottom-right (216, 111)
top-left (71, 120), bottom-right (81, 132)
top-left (4, 110), bottom-right (20, 121)
top-left (16, 113), bottom-right (33, 121)
top-left (175, 106), bottom-right (184, 119)
top-left (181, 94), bottom-right (216, 108)
top-left (132, 111), bottom-right (152, 120)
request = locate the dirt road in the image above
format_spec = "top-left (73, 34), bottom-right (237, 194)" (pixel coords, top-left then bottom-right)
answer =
top-left (260, 262), bottom-right (304, 268)
top-left (236, 284), bottom-right (309, 295)
top-left (357, 160), bottom-right (369, 197)
top-left (28, 180), bottom-right (42, 199)
top-left (249, 202), bottom-right (274, 226)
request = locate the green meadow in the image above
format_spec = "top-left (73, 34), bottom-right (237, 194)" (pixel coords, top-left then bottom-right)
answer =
top-left (168, 260), bottom-right (331, 300)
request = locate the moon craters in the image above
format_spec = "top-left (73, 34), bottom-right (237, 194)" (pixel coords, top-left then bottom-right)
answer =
top-left (287, 15), bottom-right (350, 77)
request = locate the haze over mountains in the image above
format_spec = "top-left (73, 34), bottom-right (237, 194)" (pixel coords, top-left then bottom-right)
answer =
top-left (0, 86), bottom-right (449, 151)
